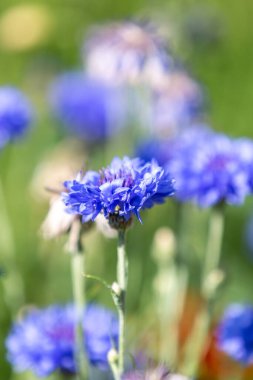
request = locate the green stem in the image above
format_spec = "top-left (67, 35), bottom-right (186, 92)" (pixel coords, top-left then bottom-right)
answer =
top-left (117, 230), bottom-right (128, 378)
top-left (68, 219), bottom-right (88, 380)
top-left (173, 202), bottom-right (189, 366)
top-left (0, 176), bottom-right (25, 315)
top-left (202, 203), bottom-right (225, 292)
top-left (179, 204), bottom-right (225, 377)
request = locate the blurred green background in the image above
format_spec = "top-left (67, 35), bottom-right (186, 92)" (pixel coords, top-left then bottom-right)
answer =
top-left (1, 0), bottom-right (253, 379)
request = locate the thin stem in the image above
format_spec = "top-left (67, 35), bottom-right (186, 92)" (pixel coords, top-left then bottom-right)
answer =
top-left (202, 203), bottom-right (225, 291)
top-left (179, 204), bottom-right (225, 377)
top-left (117, 229), bottom-right (128, 378)
top-left (68, 219), bottom-right (88, 380)
top-left (173, 202), bottom-right (189, 365)
top-left (0, 166), bottom-right (25, 315)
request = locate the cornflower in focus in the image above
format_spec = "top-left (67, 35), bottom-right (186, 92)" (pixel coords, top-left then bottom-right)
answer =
top-left (6, 303), bottom-right (118, 377)
top-left (49, 72), bottom-right (126, 142)
top-left (217, 304), bottom-right (253, 365)
top-left (0, 86), bottom-right (33, 149)
top-left (84, 21), bottom-right (174, 86)
top-left (63, 156), bottom-right (175, 226)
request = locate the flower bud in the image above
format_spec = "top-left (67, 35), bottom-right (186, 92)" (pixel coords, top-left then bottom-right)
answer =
top-left (107, 348), bottom-right (118, 364)
top-left (41, 196), bottom-right (75, 239)
top-left (111, 282), bottom-right (121, 297)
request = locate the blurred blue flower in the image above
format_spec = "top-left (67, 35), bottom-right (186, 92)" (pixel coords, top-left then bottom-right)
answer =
top-left (169, 132), bottom-right (252, 206)
top-left (138, 128), bottom-right (253, 207)
top-left (63, 156), bottom-right (175, 224)
top-left (0, 86), bottom-right (33, 149)
top-left (84, 21), bottom-right (174, 85)
top-left (49, 72), bottom-right (126, 142)
top-left (6, 303), bottom-right (118, 377)
top-left (136, 125), bottom-right (212, 167)
top-left (217, 304), bottom-right (253, 365)
top-left (151, 71), bottom-right (204, 137)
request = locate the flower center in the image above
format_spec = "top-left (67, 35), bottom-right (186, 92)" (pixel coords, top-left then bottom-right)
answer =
top-left (207, 155), bottom-right (230, 171)
top-left (47, 325), bottom-right (74, 341)
top-left (99, 167), bottom-right (134, 187)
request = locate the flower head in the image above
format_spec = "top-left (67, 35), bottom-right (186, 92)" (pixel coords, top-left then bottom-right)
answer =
top-left (63, 156), bottom-right (175, 226)
top-left (138, 128), bottom-right (253, 207)
top-left (217, 304), bottom-right (253, 365)
top-left (0, 86), bottom-right (32, 149)
top-left (169, 132), bottom-right (252, 206)
top-left (49, 72), bottom-right (126, 142)
top-left (6, 303), bottom-right (118, 377)
top-left (84, 22), bottom-right (173, 85)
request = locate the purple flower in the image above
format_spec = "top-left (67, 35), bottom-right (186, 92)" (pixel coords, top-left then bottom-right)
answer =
top-left (84, 22), bottom-right (174, 85)
top-left (138, 128), bottom-right (253, 207)
top-left (49, 72), bottom-right (126, 142)
top-left (0, 86), bottom-right (33, 149)
top-left (63, 156), bottom-right (175, 225)
top-left (217, 304), bottom-right (253, 365)
top-left (6, 303), bottom-right (118, 377)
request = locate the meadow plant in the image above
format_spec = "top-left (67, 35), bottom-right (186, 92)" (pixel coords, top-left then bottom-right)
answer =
top-left (3, 12), bottom-right (253, 380)
top-left (63, 156), bottom-right (175, 379)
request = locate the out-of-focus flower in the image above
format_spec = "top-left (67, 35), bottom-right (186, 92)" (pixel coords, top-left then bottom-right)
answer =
top-left (30, 139), bottom-right (84, 201)
top-left (123, 367), bottom-right (190, 379)
top-left (168, 132), bottom-right (252, 206)
top-left (217, 304), bottom-right (253, 366)
top-left (63, 156), bottom-right (175, 226)
top-left (0, 4), bottom-right (52, 51)
top-left (0, 86), bottom-right (33, 149)
top-left (41, 196), bottom-right (76, 239)
top-left (6, 303), bottom-right (118, 377)
top-left (152, 71), bottom-right (204, 137)
top-left (95, 213), bottom-right (117, 239)
top-left (138, 128), bottom-right (253, 207)
top-left (84, 21), bottom-right (174, 86)
top-left (49, 72), bottom-right (126, 142)
top-left (136, 125), bottom-right (212, 168)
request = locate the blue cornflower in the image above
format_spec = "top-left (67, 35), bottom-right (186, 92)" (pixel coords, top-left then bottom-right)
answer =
top-left (63, 156), bottom-right (175, 226)
top-left (138, 128), bottom-right (253, 207)
top-left (49, 72), bottom-right (126, 142)
top-left (6, 303), bottom-right (118, 377)
top-left (84, 21), bottom-right (174, 85)
top-left (169, 132), bottom-right (252, 206)
top-left (217, 304), bottom-right (253, 365)
top-left (0, 86), bottom-right (33, 149)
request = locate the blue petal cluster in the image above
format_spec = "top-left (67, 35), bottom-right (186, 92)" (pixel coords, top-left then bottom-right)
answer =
top-left (217, 304), bottom-right (253, 365)
top-left (63, 156), bottom-right (175, 223)
top-left (0, 86), bottom-right (32, 149)
top-left (137, 128), bottom-right (253, 207)
top-left (6, 303), bottom-right (118, 377)
top-left (49, 72), bottom-right (126, 142)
